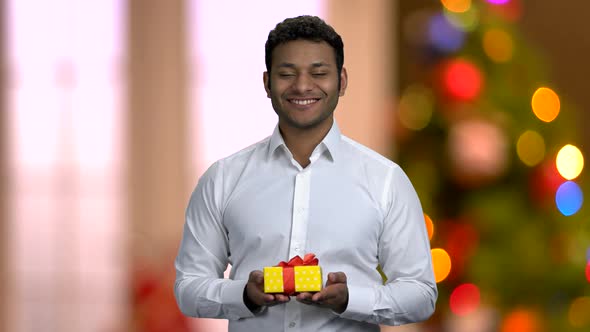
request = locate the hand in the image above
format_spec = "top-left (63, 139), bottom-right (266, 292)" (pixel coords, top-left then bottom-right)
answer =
top-left (296, 272), bottom-right (349, 314)
top-left (244, 270), bottom-right (290, 312)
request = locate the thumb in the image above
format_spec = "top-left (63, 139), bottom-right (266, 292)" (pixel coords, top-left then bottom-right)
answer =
top-left (326, 272), bottom-right (347, 286)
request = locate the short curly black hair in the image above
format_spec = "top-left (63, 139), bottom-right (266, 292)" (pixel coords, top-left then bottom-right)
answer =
top-left (265, 15), bottom-right (344, 76)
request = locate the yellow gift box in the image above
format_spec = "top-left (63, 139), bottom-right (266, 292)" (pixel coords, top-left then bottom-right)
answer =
top-left (294, 265), bottom-right (322, 292)
top-left (263, 254), bottom-right (323, 295)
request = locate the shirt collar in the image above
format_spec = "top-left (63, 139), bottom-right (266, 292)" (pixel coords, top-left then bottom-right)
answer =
top-left (267, 121), bottom-right (342, 162)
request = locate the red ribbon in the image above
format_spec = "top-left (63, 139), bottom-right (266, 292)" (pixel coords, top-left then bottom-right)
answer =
top-left (276, 253), bottom-right (319, 295)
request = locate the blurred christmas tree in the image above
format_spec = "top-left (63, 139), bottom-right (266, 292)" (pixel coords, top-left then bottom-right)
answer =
top-left (394, 0), bottom-right (590, 331)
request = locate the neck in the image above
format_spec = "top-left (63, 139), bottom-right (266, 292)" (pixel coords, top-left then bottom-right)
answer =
top-left (279, 119), bottom-right (333, 168)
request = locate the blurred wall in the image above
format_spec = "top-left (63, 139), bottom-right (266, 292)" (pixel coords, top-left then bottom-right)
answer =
top-left (1, 0), bottom-right (7, 329)
top-left (326, 0), bottom-right (395, 157)
top-left (128, 0), bottom-right (189, 275)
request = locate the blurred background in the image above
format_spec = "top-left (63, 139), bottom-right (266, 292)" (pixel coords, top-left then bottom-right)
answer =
top-left (0, 0), bottom-right (588, 331)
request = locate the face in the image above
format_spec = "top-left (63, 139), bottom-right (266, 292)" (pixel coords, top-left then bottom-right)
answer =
top-left (264, 39), bottom-right (347, 133)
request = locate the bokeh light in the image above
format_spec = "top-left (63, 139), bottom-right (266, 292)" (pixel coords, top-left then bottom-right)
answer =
top-left (441, 0), bottom-right (472, 13)
top-left (448, 118), bottom-right (508, 187)
top-left (431, 248), bottom-right (452, 283)
top-left (500, 308), bottom-right (541, 332)
top-left (487, 0), bottom-right (523, 22)
top-left (556, 144), bottom-right (584, 180)
top-left (586, 262), bottom-right (590, 283)
top-left (487, 0), bottom-right (510, 4)
top-left (429, 14), bottom-right (465, 52)
top-left (531, 87), bottom-right (560, 122)
top-left (568, 296), bottom-right (590, 328)
top-left (424, 213), bottom-right (434, 240)
top-left (555, 181), bottom-right (583, 216)
top-left (444, 5), bottom-right (479, 31)
top-left (398, 84), bottom-right (435, 130)
top-left (529, 160), bottom-right (563, 206)
top-left (483, 28), bottom-right (514, 62)
top-left (442, 59), bottom-right (484, 101)
top-left (450, 283), bottom-right (481, 316)
top-left (516, 130), bottom-right (545, 167)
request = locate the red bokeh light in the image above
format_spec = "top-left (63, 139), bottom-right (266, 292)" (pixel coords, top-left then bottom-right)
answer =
top-left (450, 283), bottom-right (481, 316)
top-left (442, 59), bottom-right (483, 102)
top-left (500, 309), bottom-right (540, 332)
top-left (487, 0), bottom-right (523, 22)
top-left (586, 262), bottom-right (590, 283)
top-left (529, 160), bottom-right (563, 208)
top-left (444, 221), bottom-right (479, 280)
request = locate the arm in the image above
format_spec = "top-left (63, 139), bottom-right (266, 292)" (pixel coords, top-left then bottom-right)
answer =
top-left (174, 162), bottom-right (255, 320)
top-left (339, 165), bottom-right (438, 325)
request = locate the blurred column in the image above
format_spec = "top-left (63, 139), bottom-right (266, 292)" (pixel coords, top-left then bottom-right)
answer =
top-left (128, 0), bottom-right (189, 264)
top-left (326, 0), bottom-right (396, 156)
top-left (127, 0), bottom-right (190, 329)
top-left (0, 0), bottom-right (6, 329)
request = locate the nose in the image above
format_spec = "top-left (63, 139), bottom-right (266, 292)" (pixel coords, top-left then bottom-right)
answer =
top-left (292, 73), bottom-right (313, 93)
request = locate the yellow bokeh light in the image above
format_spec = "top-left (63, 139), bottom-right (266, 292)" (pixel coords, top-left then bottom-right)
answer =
top-left (531, 87), bottom-right (560, 122)
top-left (424, 213), bottom-right (434, 240)
top-left (516, 130), bottom-right (545, 167)
top-left (556, 144), bottom-right (584, 180)
top-left (441, 0), bottom-right (471, 13)
top-left (444, 5), bottom-right (479, 31)
top-left (398, 85), bottom-right (434, 131)
top-left (568, 296), bottom-right (590, 328)
top-left (483, 28), bottom-right (514, 63)
top-left (431, 248), bottom-right (451, 283)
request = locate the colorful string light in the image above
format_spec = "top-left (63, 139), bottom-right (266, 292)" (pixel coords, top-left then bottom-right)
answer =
top-left (555, 181), bottom-right (583, 216)
top-left (431, 248), bottom-right (452, 283)
top-left (531, 87), bottom-right (560, 122)
top-left (450, 283), bottom-right (481, 316)
top-left (556, 144), bottom-right (584, 180)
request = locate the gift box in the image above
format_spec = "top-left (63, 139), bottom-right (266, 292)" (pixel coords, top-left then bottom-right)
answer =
top-left (264, 253), bottom-right (322, 295)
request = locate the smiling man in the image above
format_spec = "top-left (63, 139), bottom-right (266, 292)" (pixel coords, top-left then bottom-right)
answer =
top-left (174, 15), bottom-right (437, 331)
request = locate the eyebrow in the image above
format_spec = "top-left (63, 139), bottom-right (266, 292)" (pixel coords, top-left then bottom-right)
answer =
top-left (277, 62), bottom-right (330, 69)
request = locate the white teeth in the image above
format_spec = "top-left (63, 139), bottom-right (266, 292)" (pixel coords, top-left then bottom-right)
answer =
top-left (291, 99), bottom-right (317, 105)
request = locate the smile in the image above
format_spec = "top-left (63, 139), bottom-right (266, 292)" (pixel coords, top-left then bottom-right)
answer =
top-left (288, 98), bottom-right (320, 105)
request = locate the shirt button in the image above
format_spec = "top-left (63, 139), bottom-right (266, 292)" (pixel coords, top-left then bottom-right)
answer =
top-left (289, 322), bottom-right (296, 328)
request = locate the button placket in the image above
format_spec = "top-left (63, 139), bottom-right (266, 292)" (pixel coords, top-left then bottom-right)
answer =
top-left (289, 170), bottom-right (311, 258)
top-left (285, 169), bottom-right (311, 331)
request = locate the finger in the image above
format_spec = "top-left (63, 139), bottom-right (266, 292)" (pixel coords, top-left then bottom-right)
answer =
top-left (311, 291), bottom-right (325, 302)
top-left (249, 270), bottom-right (264, 284)
top-left (326, 272), bottom-right (347, 286)
top-left (296, 292), bottom-right (313, 301)
top-left (312, 283), bottom-right (347, 303)
top-left (262, 294), bottom-right (292, 307)
top-left (274, 294), bottom-right (291, 302)
top-left (295, 292), bottom-right (315, 305)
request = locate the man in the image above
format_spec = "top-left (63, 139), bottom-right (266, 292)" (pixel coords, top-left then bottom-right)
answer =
top-left (174, 15), bottom-right (437, 331)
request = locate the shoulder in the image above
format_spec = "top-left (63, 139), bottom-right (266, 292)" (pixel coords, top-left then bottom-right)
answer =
top-left (339, 135), bottom-right (401, 174)
top-left (203, 136), bottom-right (271, 180)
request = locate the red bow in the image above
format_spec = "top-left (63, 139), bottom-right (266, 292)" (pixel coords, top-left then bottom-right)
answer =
top-left (276, 253), bottom-right (319, 295)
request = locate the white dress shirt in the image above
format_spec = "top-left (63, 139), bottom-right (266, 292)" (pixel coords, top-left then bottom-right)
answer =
top-left (174, 122), bottom-right (437, 331)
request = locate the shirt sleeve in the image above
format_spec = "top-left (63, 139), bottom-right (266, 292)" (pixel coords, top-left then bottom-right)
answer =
top-left (174, 161), bottom-right (256, 321)
top-left (339, 165), bottom-right (438, 325)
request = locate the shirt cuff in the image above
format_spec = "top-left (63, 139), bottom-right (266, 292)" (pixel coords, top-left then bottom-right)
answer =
top-left (221, 279), bottom-right (256, 320)
top-left (337, 284), bottom-right (375, 322)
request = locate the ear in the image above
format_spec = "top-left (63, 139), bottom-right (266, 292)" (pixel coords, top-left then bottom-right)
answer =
top-left (339, 67), bottom-right (348, 96)
top-left (263, 71), bottom-right (271, 98)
